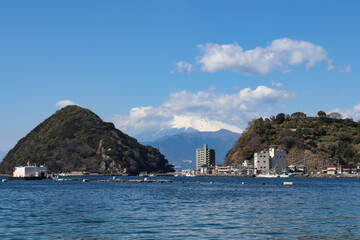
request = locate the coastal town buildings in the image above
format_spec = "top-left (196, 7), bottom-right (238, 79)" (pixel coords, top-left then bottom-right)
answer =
top-left (325, 164), bottom-right (358, 175)
top-left (215, 161), bottom-right (254, 175)
top-left (254, 148), bottom-right (287, 174)
top-left (288, 164), bottom-right (307, 173)
top-left (196, 144), bottom-right (215, 170)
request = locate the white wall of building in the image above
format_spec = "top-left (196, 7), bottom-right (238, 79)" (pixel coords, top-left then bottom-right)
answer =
top-left (254, 148), bottom-right (287, 174)
top-left (13, 166), bottom-right (47, 177)
top-left (254, 150), bottom-right (270, 173)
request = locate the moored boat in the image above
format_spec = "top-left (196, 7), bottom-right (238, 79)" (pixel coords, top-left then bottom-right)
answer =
top-left (256, 172), bottom-right (280, 178)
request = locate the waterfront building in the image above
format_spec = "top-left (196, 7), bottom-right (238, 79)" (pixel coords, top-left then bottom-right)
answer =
top-left (200, 166), bottom-right (213, 174)
top-left (13, 164), bottom-right (47, 178)
top-left (341, 164), bottom-right (357, 174)
top-left (217, 166), bottom-right (233, 174)
top-left (254, 148), bottom-right (286, 174)
top-left (242, 160), bottom-right (251, 167)
top-left (196, 144), bottom-right (215, 170)
top-left (289, 164), bottom-right (306, 173)
top-left (327, 165), bottom-right (337, 175)
top-left (215, 163), bottom-right (254, 175)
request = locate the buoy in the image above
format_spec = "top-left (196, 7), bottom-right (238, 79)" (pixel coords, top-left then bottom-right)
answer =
top-left (242, 182), bottom-right (245, 185)
top-left (2, 179), bottom-right (7, 182)
top-left (197, 181), bottom-right (200, 184)
top-left (210, 182), bottom-right (213, 184)
top-left (83, 179), bottom-right (89, 182)
top-left (182, 181), bottom-right (184, 184)
top-left (262, 182), bottom-right (265, 185)
top-left (283, 182), bottom-right (293, 186)
top-left (113, 176), bottom-right (116, 180)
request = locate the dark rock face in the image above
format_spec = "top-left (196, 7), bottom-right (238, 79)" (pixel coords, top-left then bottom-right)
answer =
top-left (0, 106), bottom-right (174, 174)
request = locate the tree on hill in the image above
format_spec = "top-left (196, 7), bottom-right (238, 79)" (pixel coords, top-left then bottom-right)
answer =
top-left (275, 113), bottom-right (286, 124)
top-left (328, 112), bottom-right (342, 119)
top-left (317, 111), bottom-right (326, 118)
top-left (291, 112), bottom-right (307, 118)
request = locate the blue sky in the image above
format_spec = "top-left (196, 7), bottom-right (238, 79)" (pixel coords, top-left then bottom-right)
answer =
top-left (0, 0), bottom-right (359, 151)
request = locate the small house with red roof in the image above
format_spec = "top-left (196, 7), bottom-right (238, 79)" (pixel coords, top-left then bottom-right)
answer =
top-left (327, 165), bottom-right (337, 175)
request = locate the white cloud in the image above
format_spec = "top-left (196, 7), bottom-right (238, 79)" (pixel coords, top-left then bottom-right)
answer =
top-left (110, 86), bottom-right (296, 135)
top-left (340, 64), bottom-right (351, 74)
top-left (207, 85), bottom-right (216, 92)
top-left (331, 103), bottom-right (360, 120)
top-left (175, 61), bottom-right (195, 74)
top-left (55, 100), bottom-right (77, 108)
top-left (271, 81), bottom-right (283, 88)
top-left (195, 38), bottom-right (332, 75)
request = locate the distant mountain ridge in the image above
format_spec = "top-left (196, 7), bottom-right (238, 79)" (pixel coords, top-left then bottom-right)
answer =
top-left (134, 127), bottom-right (198, 142)
top-left (143, 129), bottom-right (241, 169)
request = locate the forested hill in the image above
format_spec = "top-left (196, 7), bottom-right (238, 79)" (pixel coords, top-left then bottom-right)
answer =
top-left (0, 106), bottom-right (174, 174)
top-left (225, 112), bottom-right (360, 172)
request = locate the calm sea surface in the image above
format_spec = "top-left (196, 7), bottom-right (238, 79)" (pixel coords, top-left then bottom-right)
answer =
top-left (0, 176), bottom-right (359, 239)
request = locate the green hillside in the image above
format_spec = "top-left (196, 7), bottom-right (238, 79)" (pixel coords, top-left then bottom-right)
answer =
top-left (225, 112), bottom-right (360, 172)
top-left (0, 106), bottom-right (174, 174)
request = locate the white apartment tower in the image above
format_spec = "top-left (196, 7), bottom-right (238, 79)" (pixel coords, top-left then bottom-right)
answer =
top-left (254, 147), bottom-right (286, 173)
top-left (196, 144), bottom-right (215, 170)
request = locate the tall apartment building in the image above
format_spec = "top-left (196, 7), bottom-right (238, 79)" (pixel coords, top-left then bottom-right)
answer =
top-left (254, 147), bottom-right (286, 173)
top-left (196, 144), bottom-right (215, 170)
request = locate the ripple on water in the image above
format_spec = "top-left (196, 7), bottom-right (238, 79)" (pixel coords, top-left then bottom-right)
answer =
top-left (0, 177), bottom-right (359, 239)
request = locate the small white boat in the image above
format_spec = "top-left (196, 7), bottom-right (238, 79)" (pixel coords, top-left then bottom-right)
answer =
top-left (185, 173), bottom-right (196, 177)
top-left (257, 173), bottom-right (280, 178)
top-left (279, 170), bottom-right (294, 178)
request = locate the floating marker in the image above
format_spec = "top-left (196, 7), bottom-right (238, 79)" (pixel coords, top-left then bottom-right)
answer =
top-left (2, 179), bottom-right (7, 182)
top-left (83, 179), bottom-right (89, 182)
top-left (262, 182), bottom-right (265, 185)
top-left (283, 182), bottom-right (293, 186)
top-left (210, 182), bottom-right (213, 184)
top-left (242, 182), bottom-right (245, 185)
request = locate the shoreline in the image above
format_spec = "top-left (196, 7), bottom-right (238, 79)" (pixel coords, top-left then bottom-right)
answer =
top-left (1, 173), bottom-right (360, 178)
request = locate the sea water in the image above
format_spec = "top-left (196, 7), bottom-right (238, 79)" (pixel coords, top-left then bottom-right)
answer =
top-left (0, 176), bottom-right (359, 239)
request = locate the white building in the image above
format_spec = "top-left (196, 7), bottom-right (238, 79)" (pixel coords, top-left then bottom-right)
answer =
top-left (254, 148), bottom-right (286, 174)
top-left (216, 164), bottom-right (254, 175)
top-left (196, 144), bottom-right (215, 170)
top-left (13, 165), bottom-right (47, 178)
